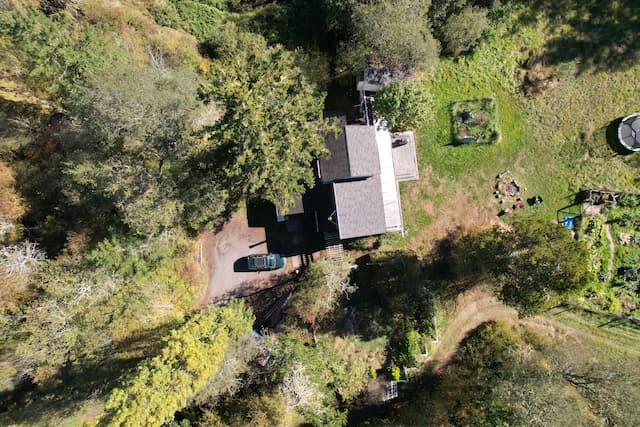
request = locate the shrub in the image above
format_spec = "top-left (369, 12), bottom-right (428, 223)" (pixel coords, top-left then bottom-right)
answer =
top-left (344, 0), bottom-right (440, 71)
top-left (389, 365), bottom-right (401, 381)
top-left (442, 6), bottom-right (489, 55)
top-left (374, 80), bottom-right (434, 131)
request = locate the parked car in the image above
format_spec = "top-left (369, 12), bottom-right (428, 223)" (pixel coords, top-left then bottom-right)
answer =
top-left (247, 253), bottom-right (286, 271)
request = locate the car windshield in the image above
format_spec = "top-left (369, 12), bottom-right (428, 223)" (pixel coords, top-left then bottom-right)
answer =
top-left (250, 255), bottom-right (276, 269)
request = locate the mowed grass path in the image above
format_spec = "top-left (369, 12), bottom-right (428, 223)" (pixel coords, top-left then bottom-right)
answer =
top-left (394, 10), bottom-right (640, 254)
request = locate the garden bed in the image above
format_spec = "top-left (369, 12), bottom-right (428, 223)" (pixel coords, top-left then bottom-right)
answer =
top-left (577, 194), bottom-right (640, 316)
top-left (451, 97), bottom-right (500, 145)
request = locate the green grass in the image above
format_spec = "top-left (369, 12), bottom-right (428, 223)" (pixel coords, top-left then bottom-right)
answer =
top-left (395, 7), bottom-right (640, 254)
top-left (547, 306), bottom-right (640, 355)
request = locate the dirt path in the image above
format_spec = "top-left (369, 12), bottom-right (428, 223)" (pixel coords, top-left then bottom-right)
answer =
top-left (429, 288), bottom-right (518, 373)
top-left (427, 288), bottom-right (640, 374)
top-left (604, 223), bottom-right (615, 278)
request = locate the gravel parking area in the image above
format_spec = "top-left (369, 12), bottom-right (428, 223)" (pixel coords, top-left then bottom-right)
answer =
top-left (206, 212), bottom-right (297, 302)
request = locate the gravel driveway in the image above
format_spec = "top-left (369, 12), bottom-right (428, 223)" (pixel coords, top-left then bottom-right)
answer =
top-left (206, 212), bottom-right (296, 302)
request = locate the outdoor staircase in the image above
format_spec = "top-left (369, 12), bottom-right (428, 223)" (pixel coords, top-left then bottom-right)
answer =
top-left (323, 232), bottom-right (344, 263)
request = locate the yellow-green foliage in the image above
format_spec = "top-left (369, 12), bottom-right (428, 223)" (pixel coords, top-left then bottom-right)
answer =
top-left (0, 161), bottom-right (25, 238)
top-left (101, 302), bottom-right (254, 427)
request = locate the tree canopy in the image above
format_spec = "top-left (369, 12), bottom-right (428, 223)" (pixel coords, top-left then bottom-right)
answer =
top-left (344, 0), bottom-right (440, 70)
top-left (451, 218), bottom-right (594, 316)
top-left (101, 302), bottom-right (254, 427)
top-left (442, 6), bottom-right (489, 55)
top-left (204, 24), bottom-right (332, 210)
top-left (374, 80), bottom-right (434, 131)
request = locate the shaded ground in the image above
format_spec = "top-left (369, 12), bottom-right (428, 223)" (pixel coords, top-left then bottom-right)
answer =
top-left (204, 212), bottom-right (299, 303)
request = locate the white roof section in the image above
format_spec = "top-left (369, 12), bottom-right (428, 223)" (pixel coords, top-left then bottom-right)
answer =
top-left (375, 126), bottom-right (403, 233)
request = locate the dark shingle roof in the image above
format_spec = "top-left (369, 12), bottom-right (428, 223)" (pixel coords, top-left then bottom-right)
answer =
top-left (333, 176), bottom-right (387, 239)
top-left (319, 125), bottom-right (379, 182)
top-left (345, 125), bottom-right (380, 177)
top-left (319, 118), bottom-right (350, 183)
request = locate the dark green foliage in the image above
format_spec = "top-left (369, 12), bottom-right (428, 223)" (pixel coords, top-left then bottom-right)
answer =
top-left (588, 194), bottom-right (640, 316)
top-left (66, 61), bottom-right (201, 236)
top-left (352, 251), bottom-right (434, 365)
top-left (204, 24), bottom-right (332, 210)
top-left (70, 61), bottom-right (198, 166)
top-left (87, 235), bottom-right (175, 278)
top-left (287, 259), bottom-right (354, 328)
top-left (374, 81), bottom-right (434, 131)
top-left (267, 333), bottom-right (363, 426)
top-left (153, 0), bottom-right (226, 40)
top-left (451, 97), bottom-right (499, 144)
top-left (452, 218), bottom-right (594, 316)
top-left (0, 262), bottom-right (116, 391)
top-left (442, 6), bottom-right (489, 54)
top-left (377, 321), bottom-right (640, 426)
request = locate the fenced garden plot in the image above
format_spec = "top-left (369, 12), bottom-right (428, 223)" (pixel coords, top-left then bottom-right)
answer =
top-left (451, 97), bottom-right (500, 145)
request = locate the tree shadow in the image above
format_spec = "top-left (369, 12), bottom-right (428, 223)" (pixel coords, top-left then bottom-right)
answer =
top-left (517, 0), bottom-right (639, 74)
top-left (350, 252), bottom-right (434, 345)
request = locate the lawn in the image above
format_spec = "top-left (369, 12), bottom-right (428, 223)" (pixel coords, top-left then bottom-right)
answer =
top-left (392, 7), bottom-right (640, 255)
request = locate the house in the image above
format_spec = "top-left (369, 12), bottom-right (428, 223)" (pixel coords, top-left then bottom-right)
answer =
top-left (318, 120), bottom-right (418, 240)
top-left (276, 59), bottom-right (419, 242)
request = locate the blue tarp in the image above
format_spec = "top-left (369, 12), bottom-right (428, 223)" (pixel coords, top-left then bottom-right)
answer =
top-left (562, 216), bottom-right (575, 230)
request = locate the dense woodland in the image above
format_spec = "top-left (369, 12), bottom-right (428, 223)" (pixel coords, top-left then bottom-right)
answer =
top-left (0, 0), bottom-right (639, 426)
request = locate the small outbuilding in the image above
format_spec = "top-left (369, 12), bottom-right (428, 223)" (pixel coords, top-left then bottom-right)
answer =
top-left (618, 113), bottom-right (640, 152)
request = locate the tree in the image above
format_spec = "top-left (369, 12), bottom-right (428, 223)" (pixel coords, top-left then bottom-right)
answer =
top-left (374, 80), bottom-right (434, 131)
top-left (442, 6), bottom-right (489, 55)
top-left (101, 302), bottom-right (254, 427)
top-left (66, 61), bottom-right (201, 236)
top-left (204, 24), bottom-right (332, 210)
top-left (287, 259), bottom-right (355, 329)
top-left (344, 0), bottom-right (440, 70)
top-left (0, 241), bottom-right (43, 311)
top-left (70, 61), bottom-right (198, 170)
top-left (0, 6), bottom-right (114, 99)
top-left (1, 263), bottom-right (117, 391)
top-left (451, 219), bottom-right (594, 316)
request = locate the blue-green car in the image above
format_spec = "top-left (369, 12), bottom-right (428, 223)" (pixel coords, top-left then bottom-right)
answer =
top-left (247, 253), bottom-right (286, 271)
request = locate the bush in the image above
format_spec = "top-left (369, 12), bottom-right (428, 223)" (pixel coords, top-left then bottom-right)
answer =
top-left (0, 8), bottom-right (115, 99)
top-left (442, 6), bottom-right (489, 55)
top-left (153, 0), bottom-right (225, 40)
top-left (344, 0), bottom-right (440, 71)
top-left (374, 80), bottom-right (434, 131)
